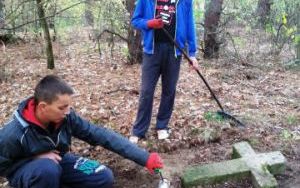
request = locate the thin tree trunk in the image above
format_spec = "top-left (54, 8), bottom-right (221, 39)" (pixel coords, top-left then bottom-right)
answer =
top-left (10, 3), bottom-right (15, 34)
top-left (84, 0), bottom-right (94, 27)
top-left (256, 0), bottom-right (272, 28)
top-left (52, 3), bottom-right (57, 42)
top-left (297, 4), bottom-right (300, 63)
top-left (126, 0), bottom-right (142, 64)
top-left (22, 0), bottom-right (27, 33)
top-left (203, 0), bottom-right (223, 59)
top-left (34, 2), bottom-right (39, 34)
top-left (36, 0), bottom-right (54, 69)
top-left (0, 0), bottom-right (4, 29)
top-left (48, 1), bottom-right (57, 42)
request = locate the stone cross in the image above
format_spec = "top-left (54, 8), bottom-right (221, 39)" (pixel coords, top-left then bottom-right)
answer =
top-left (182, 141), bottom-right (286, 188)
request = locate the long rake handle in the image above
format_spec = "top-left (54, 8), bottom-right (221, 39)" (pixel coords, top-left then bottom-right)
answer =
top-left (162, 28), bottom-right (224, 111)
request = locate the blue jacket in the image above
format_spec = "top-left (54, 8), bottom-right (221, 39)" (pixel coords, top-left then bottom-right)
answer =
top-left (132, 0), bottom-right (197, 57)
top-left (0, 98), bottom-right (149, 177)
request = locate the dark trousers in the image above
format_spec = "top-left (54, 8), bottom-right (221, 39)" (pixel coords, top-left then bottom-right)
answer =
top-left (132, 42), bottom-right (182, 138)
top-left (8, 153), bottom-right (114, 188)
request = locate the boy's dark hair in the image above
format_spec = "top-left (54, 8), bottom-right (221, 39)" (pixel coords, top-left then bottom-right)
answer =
top-left (34, 75), bottom-right (74, 104)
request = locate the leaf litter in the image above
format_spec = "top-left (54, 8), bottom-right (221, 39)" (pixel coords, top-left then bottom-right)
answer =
top-left (0, 30), bottom-right (299, 187)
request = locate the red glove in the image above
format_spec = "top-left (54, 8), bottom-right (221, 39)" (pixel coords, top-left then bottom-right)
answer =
top-left (147, 19), bottom-right (164, 29)
top-left (145, 153), bottom-right (163, 174)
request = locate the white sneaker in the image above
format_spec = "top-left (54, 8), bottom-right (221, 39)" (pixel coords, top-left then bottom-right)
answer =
top-left (157, 130), bottom-right (170, 140)
top-left (129, 135), bottom-right (139, 144)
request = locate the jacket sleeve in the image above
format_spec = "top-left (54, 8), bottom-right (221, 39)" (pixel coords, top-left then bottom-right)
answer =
top-left (68, 110), bottom-right (149, 167)
top-left (186, 0), bottom-right (197, 57)
top-left (0, 132), bottom-right (30, 177)
top-left (131, 0), bottom-right (151, 31)
top-left (0, 149), bottom-right (14, 177)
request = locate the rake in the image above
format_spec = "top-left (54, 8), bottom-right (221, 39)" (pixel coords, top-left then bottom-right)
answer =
top-left (162, 27), bottom-right (245, 127)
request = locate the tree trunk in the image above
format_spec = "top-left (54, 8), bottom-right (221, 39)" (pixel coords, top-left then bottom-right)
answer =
top-left (125, 0), bottom-right (142, 64)
top-left (296, 3), bottom-right (300, 63)
top-left (203, 0), bottom-right (223, 59)
top-left (0, 0), bottom-right (4, 29)
top-left (9, 3), bottom-right (16, 34)
top-left (84, 0), bottom-right (94, 27)
top-left (36, 0), bottom-right (55, 69)
top-left (256, 0), bottom-right (272, 28)
top-left (48, 2), bottom-right (58, 42)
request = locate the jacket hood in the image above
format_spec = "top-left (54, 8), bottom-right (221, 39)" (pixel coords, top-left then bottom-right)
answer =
top-left (17, 97), bottom-right (59, 130)
top-left (21, 98), bottom-right (45, 129)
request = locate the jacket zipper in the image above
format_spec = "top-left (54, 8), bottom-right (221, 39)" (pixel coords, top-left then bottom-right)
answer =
top-left (174, 0), bottom-right (179, 57)
top-left (152, 0), bottom-right (157, 54)
top-left (43, 130), bottom-right (61, 147)
top-left (44, 136), bottom-right (56, 147)
top-left (56, 131), bottom-right (61, 146)
top-left (152, 0), bottom-right (179, 55)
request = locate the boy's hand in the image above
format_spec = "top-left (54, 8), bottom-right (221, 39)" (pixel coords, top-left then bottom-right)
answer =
top-left (145, 152), bottom-right (163, 174)
top-left (35, 150), bottom-right (62, 164)
top-left (147, 19), bottom-right (164, 29)
top-left (189, 57), bottom-right (199, 70)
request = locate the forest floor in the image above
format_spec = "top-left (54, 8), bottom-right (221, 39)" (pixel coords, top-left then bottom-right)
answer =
top-left (0, 26), bottom-right (299, 188)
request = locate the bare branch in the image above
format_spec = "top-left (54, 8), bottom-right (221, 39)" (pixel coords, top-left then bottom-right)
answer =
top-left (0, 40), bottom-right (5, 53)
top-left (225, 32), bottom-right (243, 63)
top-left (1, 1), bottom-right (85, 31)
top-left (97, 29), bottom-right (128, 43)
top-left (5, 0), bottom-right (34, 20)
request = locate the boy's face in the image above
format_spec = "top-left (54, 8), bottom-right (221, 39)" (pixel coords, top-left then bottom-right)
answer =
top-left (40, 94), bottom-right (72, 124)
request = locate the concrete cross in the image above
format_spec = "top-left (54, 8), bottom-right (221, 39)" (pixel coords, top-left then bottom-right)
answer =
top-left (182, 141), bottom-right (286, 188)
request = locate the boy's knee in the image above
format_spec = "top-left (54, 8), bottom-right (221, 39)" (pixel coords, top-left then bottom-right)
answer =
top-left (11, 159), bottom-right (62, 188)
top-left (32, 159), bottom-right (62, 181)
top-left (97, 168), bottom-right (114, 188)
top-left (140, 89), bottom-right (155, 98)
